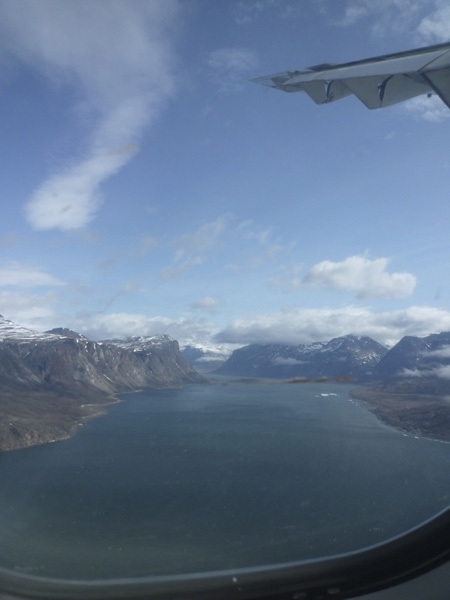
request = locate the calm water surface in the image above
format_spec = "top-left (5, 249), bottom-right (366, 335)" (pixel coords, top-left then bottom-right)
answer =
top-left (1, 381), bottom-right (450, 579)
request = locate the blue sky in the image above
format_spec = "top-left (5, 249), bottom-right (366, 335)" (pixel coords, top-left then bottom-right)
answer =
top-left (1, 0), bottom-right (450, 349)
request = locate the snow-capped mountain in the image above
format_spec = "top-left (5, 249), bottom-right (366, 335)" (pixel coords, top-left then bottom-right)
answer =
top-left (374, 332), bottom-right (450, 383)
top-left (0, 316), bottom-right (205, 451)
top-left (215, 335), bottom-right (388, 380)
top-left (0, 316), bottom-right (203, 394)
top-left (0, 314), bottom-right (63, 343)
top-left (103, 334), bottom-right (176, 352)
top-left (181, 344), bottom-right (234, 373)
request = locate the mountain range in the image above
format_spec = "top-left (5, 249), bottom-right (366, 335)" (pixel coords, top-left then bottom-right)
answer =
top-left (212, 333), bottom-right (450, 393)
top-left (4, 312), bottom-right (450, 449)
top-left (0, 316), bottom-right (202, 395)
top-left (214, 335), bottom-right (387, 380)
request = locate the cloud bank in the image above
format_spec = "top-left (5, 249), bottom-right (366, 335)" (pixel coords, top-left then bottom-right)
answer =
top-left (0, 0), bottom-right (179, 230)
top-left (64, 305), bottom-right (450, 350)
top-left (0, 262), bottom-right (65, 287)
top-left (215, 305), bottom-right (450, 347)
top-left (72, 312), bottom-right (219, 346)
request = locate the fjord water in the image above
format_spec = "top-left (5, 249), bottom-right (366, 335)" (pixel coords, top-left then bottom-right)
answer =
top-left (1, 381), bottom-right (450, 580)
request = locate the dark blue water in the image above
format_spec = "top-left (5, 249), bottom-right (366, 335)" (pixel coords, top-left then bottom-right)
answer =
top-left (1, 381), bottom-right (450, 580)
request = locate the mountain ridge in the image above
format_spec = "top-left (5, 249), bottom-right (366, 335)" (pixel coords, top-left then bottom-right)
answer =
top-left (4, 313), bottom-right (450, 449)
top-left (214, 335), bottom-right (388, 380)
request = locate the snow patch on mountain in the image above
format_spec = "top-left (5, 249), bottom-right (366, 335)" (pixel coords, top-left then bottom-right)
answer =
top-left (0, 315), bottom-right (63, 343)
top-left (102, 334), bottom-right (175, 352)
top-left (216, 335), bottom-right (388, 379)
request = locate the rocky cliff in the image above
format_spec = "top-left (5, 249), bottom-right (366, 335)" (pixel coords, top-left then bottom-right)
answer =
top-left (0, 316), bottom-right (203, 451)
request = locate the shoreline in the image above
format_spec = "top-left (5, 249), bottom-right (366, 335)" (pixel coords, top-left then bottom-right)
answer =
top-left (0, 384), bottom-right (194, 452)
top-left (69, 395), bottom-right (123, 436)
top-left (0, 387), bottom-right (119, 452)
top-left (350, 387), bottom-right (450, 443)
top-left (5, 380), bottom-right (450, 451)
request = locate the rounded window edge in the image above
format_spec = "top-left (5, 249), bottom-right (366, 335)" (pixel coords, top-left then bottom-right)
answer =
top-left (1, 505), bottom-right (450, 600)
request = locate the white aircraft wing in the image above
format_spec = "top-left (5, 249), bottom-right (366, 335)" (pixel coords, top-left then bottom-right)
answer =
top-left (251, 42), bottom-right (450, 110)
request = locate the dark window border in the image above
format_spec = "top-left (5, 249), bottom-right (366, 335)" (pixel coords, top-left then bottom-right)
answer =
top-left (2, 506), bottom-right (450, 600)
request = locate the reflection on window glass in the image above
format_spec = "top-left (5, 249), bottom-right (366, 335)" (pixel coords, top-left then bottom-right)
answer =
top-left (0, 0), bottom-right (450, 583)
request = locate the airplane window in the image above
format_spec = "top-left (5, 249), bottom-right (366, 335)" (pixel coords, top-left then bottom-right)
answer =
top-left (1, 1), bottom-right (450, 598)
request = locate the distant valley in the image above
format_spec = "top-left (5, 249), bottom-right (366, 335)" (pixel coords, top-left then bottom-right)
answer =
top-left (3, 313), bottom-right (450, 450)
top-left (186, 332), bottom-right (450, 442)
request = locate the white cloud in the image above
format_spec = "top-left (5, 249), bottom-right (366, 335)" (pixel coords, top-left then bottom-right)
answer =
top-left (0, 263), bottom-right (65, 329)
top-left (160, 215), bottom-right (230, 280)
top-left (28, 303), bottom-right (450, 350)
top-left (207, 47), bottom-right (257, 92)
top-left (328, 0), bottom-right (425, 32)
top-left (188, 296), bottom-right (221, 314)
top-left (208, 47), bottom-right (257, 73)
top-left (234, 0), bottom-right (303, 24)
top-left (137, 235), bottom-right (160, 257)
top-left (321, 1), bottom-right (449, 44)
top-left (270, 263), bottom-right (305, 292)
top-left (302, 255), bottom-right (416, 300)
top-left (226, 221), bottom-right (295, 272)
top-left (71, 312), bottom-right (219, 346)
top-left (0, 0), bottom-right (179, 230)
top-left (0, 290), bottom-right (60, 330)
top-left (215, 305), bottom-right (450, 347)
top-left (417, 3), bottom-right (450, 42)
top-left (241, 224), bottom-right (295, 258)
top-left (399, 345), bottom-right (450, 379)
top-left (401, 364), bottom-right (450, 379)
top-left (235, 0), bottom-right (272, 25)
top-left (0, 262), bottom-right (65, 287)
top-left (175, 215), bottom-right (230, 256)
top-left (402, 95), bottom-right (450, 123)
top-left (400, 368), bottom-right (423, 378)
top-left (159, 257), bottom-right (203, 281)
top-left (434, 365), bottom-right (450, 379)
top-left (101, 281), bottom-right (140, 312)
top-left (426, 346), bottom-right (450, 359)
top-left (26, 145), bottom-right (139, 230)
top-left (160, 215), bottom-right (296, 279)
top-left (321, 0), bottom-right (450, 48)
top-left (273, 357), bottom-right (306, 366)
top-left (337, 3), bottom-right (370, 26)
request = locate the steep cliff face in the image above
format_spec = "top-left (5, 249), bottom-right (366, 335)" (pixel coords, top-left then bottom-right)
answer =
top-left (0, 316), bottom-right (204, 450)
top-left (102, 335), bottom-right (204, 389)
top-left (0, 329), bottom-right (203, 395)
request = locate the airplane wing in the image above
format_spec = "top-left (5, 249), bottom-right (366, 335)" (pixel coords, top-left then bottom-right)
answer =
top-left (251, 42), bottom-right (450, 110)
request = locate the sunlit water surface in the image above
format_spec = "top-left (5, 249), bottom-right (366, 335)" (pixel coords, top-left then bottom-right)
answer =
top-left (1, 381), bottom-right (450, 579)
